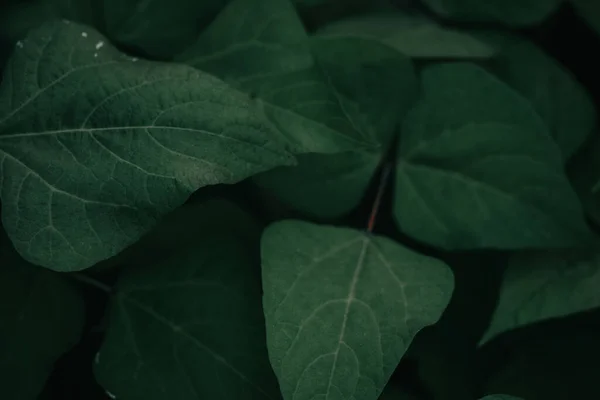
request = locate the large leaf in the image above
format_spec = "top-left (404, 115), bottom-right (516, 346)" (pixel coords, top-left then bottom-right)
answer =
top-left (568, 132), bottom-right (600, 226)
top-left (489, 40), bottom-right (596, 159)
top-left (480, 249), bottom-right (600, 344)
top-left (316, 11), bottom-right (514, 59)
top-left (394, 62), bottom-right (592, 250)
top-left (261, 220), bottom-right (454, 400)
top-left (422, 0), bottom-right (562, 26)
top-left (571, 0), bottom-right (600, 37)
top-left (0, 21), bottom-right (294, 272)
top-left (104, 0), bottom-right (228, 58)
top-left (178, 0), bottom-right (417, 217)
top-left (95, 199), bottom-right (280, 400)
top-left (0, 240), bottom-right (85, 400)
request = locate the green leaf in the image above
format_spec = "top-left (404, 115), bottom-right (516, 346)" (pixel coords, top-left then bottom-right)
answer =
top-left (480, 396), bottom-right (523, 400)
top-left (254, 36), bottom-right (418, 217)
top-left (0, 241), bottom-right (85, 400)
top-left (571, 0), bottom-right (600, 37)
top-left (568, 132), bottom-right (600, 226)
top-left (177, 0), bottom-right (374, 155)
top-left (394, 62), bottom-right (591, 250)
top-left (261, 220), bottom-right (454, 400)
top-left (489, 40), bottom-right (596, 159)
top-left (95, 199), bottom-right (280, 400)
top-left (0, 1), bottom-right (59, 43)
top-left (480, 249), bottom-right (600, 344)
top-left (422, 0), bottom-right (562, 25)
top-left (178, 0), bottom-right (418, 217)
top-left (0, 21), bottom-right (294, 272)
top-left (316, 11), bottom-right (514, 59)
top-left (103, 0), bottom-right (229, 58)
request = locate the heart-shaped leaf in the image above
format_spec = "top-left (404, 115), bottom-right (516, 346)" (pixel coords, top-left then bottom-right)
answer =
top-left (0, 21), bottom-right (294, 271)
top-left (261, 220), bottom-right (454, 400)
top-left (95, 199), bottom-right (280, 400)
top-left (394, 63), bottom-right (592, 250)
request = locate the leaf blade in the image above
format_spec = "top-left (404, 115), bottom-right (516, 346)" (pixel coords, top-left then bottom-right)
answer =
top-left (0, 20), bottom-right (294, 271)
top-left (261, 220), bottom-right (454, 400)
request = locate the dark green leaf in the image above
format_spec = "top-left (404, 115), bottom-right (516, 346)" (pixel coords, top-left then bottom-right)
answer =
top-left (95, 199), bottom-right (279, 400)
top-left (254, 37), bottom-right (418, 217)
top-left (394, 63), bottom-right (591, 250)
top-left (261, 220), bottom-right (454, 400)
top-left (177, 0), bottom-right (375, 154)
top-left (0, 21), bottom-right (294, 272)
top-left (571, 0), bottom-right (600, 37)
top-left (316, 11), bottom-right (514, 59)
top-left (422, 0), bottom-right (562, 25)
top-left (0, 242), bottom-right (85, 400)
top-left (480, 249), bottom-right (600, 344)
top-left (178, 0), bottom-right (418, 217)
top-left (480, 396), bottom-right (523, 400)
top-left (568, 132), bottom-right (600, 226)
top-left (103, 0), bottom-right (228, 58)
top-left (489, 40), bottom-right (596, 159)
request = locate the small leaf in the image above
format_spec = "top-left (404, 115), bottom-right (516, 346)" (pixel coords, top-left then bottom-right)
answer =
top-left (0, 241), bottom-right (85, 400)
top-left (95, 200), bottom-right (280, 400)
top-left (480, 249), bottom-right (600, 344)
top-left (0, 21), bottom-right (294, 271)
top-left (568, 132), bottom-right (600, 226)
top-left (571, 0), bottom-right (600, 37)
top-left (316, 11), bottom-right (514, 59)
top-left (394, 63), bottom-right (592, 250)
top-left (489, 40), bottom-right (596, 159)
top-left (103, 0), bottom-right (228, 58)
top-left (422, 0), bottom-right (562, 26)
top-left (178, 0), bottom-right (418, 217)
top-left (261, 220), bottom-right (454, 400)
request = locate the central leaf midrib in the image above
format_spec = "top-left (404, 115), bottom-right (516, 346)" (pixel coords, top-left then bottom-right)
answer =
top-left (324, 236), bottom-right (369, 399)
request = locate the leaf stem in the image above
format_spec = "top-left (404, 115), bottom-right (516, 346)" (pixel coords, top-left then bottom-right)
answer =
top-left (367, 162), bottom-right (392, 233)
top-left (70, 273), bottom-right (112, 293)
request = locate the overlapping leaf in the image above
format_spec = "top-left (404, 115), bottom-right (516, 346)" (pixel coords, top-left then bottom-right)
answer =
top-left (316, 11), bottom-right (514, 59)
top-left (0, 239), bottom-right (85, 400)
top-left (0, 21), bottom-right (295, 271)
top-left (422, 0), bottom-right (562, 26)
top-left (480, 249), bottom-right (600, 344)
top-left (178, 0), bottom-right (418, 217)
top-left (394, 62), bottom-right (592, 250)
top-left (489, 40), bottom-right (596, 159)
top-left (261, 220), bottom-right (454, 400)
top-left (95, 199), bottom-right (280, 400)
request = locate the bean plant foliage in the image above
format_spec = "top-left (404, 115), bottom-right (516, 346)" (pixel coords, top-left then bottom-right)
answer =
top-left (0, 0), bottom-right (599, 399)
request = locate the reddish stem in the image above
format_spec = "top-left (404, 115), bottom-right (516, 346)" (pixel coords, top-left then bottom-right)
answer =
top-left (367, 163), bottom-right (392, 233)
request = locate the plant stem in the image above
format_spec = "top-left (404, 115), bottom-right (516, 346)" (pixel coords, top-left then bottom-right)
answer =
top-left (70, 273), bottom-right (112, 293)
top-left (367, 162), bottom-right (392, 233)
